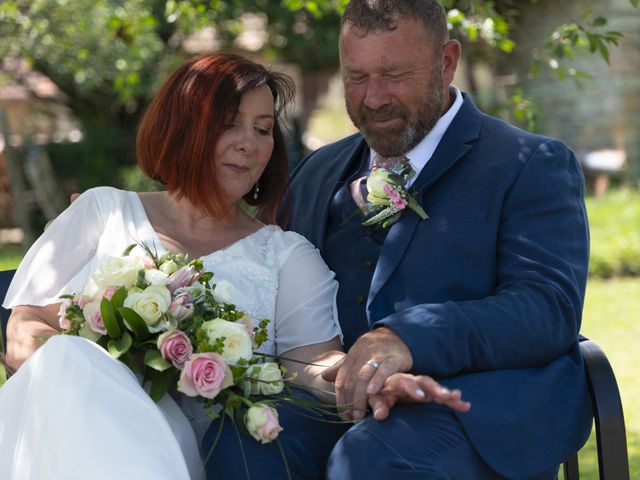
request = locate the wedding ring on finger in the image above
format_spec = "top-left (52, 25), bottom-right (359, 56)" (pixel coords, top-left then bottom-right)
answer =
top-left (366, 359), bottom-right (381, 369)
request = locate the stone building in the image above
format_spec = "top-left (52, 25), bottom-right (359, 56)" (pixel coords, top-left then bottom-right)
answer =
top-left (492, 0), bottom-right (640, 191)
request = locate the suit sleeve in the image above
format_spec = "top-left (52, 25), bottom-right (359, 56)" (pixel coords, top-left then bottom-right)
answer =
top-left (374, 140), bottom-right (590, 377)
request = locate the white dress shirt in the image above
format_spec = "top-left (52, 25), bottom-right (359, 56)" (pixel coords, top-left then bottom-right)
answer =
top-left (370, 85), bottom-right (463, 187)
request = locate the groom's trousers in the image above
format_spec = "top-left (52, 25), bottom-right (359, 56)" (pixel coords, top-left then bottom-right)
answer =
top-left (201, 389), bottom-right (347, 479)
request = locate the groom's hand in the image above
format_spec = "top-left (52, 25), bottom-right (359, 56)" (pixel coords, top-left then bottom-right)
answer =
top-left (322, 326), bottom-right (412, 420)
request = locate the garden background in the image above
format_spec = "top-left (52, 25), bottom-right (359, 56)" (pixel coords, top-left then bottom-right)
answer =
top-left (0, 1), bottom-right (639, 478)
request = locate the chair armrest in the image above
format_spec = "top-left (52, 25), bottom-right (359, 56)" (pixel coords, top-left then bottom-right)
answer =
top-left (579, 338), bottom-right (630, 480)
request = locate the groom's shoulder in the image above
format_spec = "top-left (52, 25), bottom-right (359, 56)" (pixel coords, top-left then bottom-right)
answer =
top-left (290, 132), bottom-right (363, 180)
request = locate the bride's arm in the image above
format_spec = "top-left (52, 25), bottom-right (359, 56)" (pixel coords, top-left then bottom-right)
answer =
top-left (278, 337), bottom-right (344, 405)
top-left (5, 304), bottom-right (61, 372)
top-left (3, 189), bottom-right (109, 373)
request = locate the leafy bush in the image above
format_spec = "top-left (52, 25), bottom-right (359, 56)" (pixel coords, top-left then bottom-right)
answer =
top-left (587, 189), bottom-right (640, 278)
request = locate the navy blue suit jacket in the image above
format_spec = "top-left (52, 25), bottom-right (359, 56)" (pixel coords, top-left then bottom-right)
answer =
top-left (286, 94), bottom-right (592, 478)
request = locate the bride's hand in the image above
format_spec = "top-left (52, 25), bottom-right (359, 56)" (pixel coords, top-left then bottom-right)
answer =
top-left (367, 373), bottom-right (471, 421)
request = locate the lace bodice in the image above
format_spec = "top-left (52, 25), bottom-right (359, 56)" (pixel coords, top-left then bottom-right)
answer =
top-left (5, 187), bottom-right (342, 357)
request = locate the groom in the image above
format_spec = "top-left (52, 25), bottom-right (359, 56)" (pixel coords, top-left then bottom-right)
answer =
top-left (286, 0), bottom-right (591, 478)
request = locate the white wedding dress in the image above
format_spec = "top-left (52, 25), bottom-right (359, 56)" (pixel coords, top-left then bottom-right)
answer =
top-left (0, 187), bottom-right (341, 480)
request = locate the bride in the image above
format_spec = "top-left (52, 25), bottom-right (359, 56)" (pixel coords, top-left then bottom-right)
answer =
top-left (0, 53), bottom-right (468, 480)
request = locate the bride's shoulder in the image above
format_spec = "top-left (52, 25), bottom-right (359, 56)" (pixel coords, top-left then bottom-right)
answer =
top-left (76, 186), bottom-right (130, 204)
top-left (263, 225), bottom-right (319, 254)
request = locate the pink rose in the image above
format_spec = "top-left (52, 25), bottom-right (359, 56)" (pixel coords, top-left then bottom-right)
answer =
top-left (383, 184), bottom-right (408, 210)
top-left (168, 292), bottom-right (194, 322)
top-left (58, 299), bottom-right (72, 330)
top-left (245, 404), bottom-right (283, 444)
top-left (73, 294), bottom-right (91, 308)
top-left (100, 286), bottom-right (119, 301)
top-left (157, 330), bottom-right (193, 368)
top-left (82, 301), bottom-right (107, 335)
top-left (236, 315), bottom-right (256, 346)
top-left (132, 253), bottom-right (156, 269)
top-left (177, 352), bottom-right (233, 399)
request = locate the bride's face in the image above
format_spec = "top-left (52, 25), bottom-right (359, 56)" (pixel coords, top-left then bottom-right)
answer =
top-left (214, 85), bottom-right (275, 203)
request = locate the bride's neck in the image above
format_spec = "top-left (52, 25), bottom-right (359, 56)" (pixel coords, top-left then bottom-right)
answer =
top-left (164, 192), bottom-right (241, 231)
top-left (140, 191), bottom-right (262, 258)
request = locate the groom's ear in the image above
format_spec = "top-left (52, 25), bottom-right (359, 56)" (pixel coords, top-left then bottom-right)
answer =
top-left (43, 193), bottom-right (81, 231)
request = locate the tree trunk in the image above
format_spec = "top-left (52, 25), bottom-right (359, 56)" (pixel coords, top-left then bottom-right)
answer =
top-left (0, 110), bottom-right (35, 250)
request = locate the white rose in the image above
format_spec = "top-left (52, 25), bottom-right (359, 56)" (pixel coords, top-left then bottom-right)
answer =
top-left (124, 285), bottom-right (172, 329)
top-left (144, 268), bottom-right (169, 285)
top-left (92, 255), bottom-right (145, 289)
top-left (201, 318), bottom-right (253, 364)
top-left (212, 279), bottom-right (236, 305)
top-left (245, 362), bottom-right (284, 396)
top-left (366, 169), bottom-right (396, 206)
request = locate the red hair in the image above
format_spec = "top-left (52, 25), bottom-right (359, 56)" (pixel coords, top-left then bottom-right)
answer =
top-left (136, 53), bottom-right (295, 224)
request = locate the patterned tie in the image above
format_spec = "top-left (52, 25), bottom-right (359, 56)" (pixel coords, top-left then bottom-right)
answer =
top-left (350, 154), bottom-right (407, 211)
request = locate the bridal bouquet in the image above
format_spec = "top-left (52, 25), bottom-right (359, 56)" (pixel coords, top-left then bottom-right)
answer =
top-left (58, 243), bottom-right (285, 444)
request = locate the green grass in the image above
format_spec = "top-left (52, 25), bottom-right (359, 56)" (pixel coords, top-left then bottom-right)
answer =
top-left (0, 244), bottom-right (20, 387)
top-left (571, 276), bottom-right (640, 479)
top-left (0, 243), bottom-right (23, 270)
top-left (586, 189), bottom-right (640, 278)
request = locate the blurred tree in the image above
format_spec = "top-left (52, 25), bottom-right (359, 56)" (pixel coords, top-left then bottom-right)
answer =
top-left (0, 0), bottom-right (637, 181)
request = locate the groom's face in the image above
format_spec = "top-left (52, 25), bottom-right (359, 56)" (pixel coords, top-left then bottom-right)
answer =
top-left (339, 17), bottom-right (448, 157)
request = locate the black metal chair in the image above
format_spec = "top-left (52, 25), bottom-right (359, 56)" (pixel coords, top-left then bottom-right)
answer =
top-left (0, 269), bottom-right (15, 354)
top-left (0, 269), bottom-right (631, 478)
top-left (563, 337), bottom-right (630, 479)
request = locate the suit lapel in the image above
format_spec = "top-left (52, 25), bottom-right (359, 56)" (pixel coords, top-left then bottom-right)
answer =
top-left (293, 135), bottom-right (367, 250)
top-left (368, 95), bottom-right (483, 310)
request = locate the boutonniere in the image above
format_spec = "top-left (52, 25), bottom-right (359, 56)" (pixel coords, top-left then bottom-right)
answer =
top-left (356, 161), bottom-right (428, 229)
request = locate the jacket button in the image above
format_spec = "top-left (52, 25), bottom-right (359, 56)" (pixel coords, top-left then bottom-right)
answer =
top-left (355, 295), bottom-right (365, 305)
top-left (362, 260), bottom-right (374, 269)
top-left (363, 226), bottom-right (374, 237)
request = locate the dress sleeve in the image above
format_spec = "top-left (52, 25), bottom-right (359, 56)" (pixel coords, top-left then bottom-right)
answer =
top-left (273, 232), bottom-right (342, 355)
top-left (3, 188), bottom-right (107, 308)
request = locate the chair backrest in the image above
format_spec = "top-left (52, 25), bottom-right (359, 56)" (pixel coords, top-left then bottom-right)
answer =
top-left (0, 269), bottom-right (16, 353)
top-left (563, 337), bottom-right (630, 480)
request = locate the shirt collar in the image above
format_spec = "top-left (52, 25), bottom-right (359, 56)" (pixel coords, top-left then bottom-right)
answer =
top-left (370, 85), bottom-right (463, 186)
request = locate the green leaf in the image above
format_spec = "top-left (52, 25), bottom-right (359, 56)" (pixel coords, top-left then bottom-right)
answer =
top-left (110, 286), bottom-right (127, 310)
top-left (118, 307), bottom-right (150, 341)
top-left (107, 331), bottom-right (132, 359)
top-left (408, 199), bottom-right (429, 220)
top-left (144, 349), bottom-right (172, 372)
top-left (119, 351), bottom-right (142, 376)
top-left (122, 243), bottom-right (137, 256)
top-left (100, 297), bottom-right (121, 339)
top-left (630, 0), bottom-right (638, 8)
top-left (149, 369), bottom-right (175, 402)
top-left (592, 17), bottom-right (607, 27)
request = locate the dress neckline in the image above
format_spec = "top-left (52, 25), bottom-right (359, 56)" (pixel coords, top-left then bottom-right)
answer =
top-left (128, 191), bottom-right (272, 259)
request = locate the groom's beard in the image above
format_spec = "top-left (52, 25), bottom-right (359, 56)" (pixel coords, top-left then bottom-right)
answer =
top-left (346, 68), bottom-right (445, 157)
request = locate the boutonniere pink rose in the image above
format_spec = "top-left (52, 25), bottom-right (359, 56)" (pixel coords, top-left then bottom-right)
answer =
top-left (362, 162), bottom-right (428, 228)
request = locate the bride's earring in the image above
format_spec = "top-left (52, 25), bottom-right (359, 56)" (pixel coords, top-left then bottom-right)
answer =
top-left (253, 181), bottom-right (260, 200)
